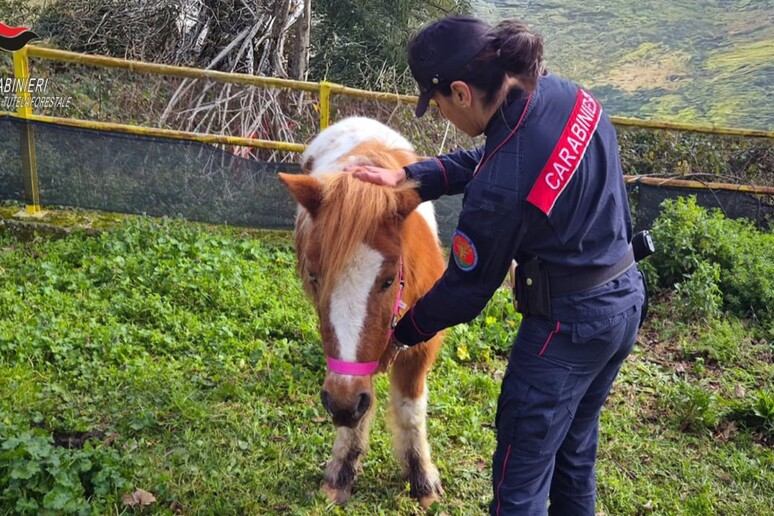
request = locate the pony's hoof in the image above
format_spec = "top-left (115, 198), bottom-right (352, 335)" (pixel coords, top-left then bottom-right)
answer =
top-left (419, 491), bottom-right (441, 510)
top-left (409, 469), bottom-right (443, 510)
top-left (418, 480), bottom-right (443, 509)
top-left (321, 481), bottom-right (351, 505)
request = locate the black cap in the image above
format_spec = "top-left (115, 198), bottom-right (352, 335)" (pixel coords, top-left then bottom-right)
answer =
top-left (408, 16), bottom-right (493, 117)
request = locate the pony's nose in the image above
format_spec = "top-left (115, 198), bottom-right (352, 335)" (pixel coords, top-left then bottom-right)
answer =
top-left (321, 390), bottom-right (372, 428)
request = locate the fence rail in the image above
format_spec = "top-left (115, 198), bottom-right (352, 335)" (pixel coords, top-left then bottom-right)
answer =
top-left (625, 176), bottom-right (774, 195)
top-left (7, 44), bottom-right (774, 216)
top-left (0, 111), bottom-right (307, 152)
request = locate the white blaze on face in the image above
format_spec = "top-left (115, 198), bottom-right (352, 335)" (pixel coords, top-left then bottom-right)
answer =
top-left (329, 244), bottom-right (384, 362)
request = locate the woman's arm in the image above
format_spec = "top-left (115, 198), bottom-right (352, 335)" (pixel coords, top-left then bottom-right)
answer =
top-left (394, 182), bottom-right (525, 345)
top-left (348, 147), bottom-right (484, 201)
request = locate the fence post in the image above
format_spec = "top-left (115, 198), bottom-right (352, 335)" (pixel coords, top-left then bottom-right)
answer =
top-left (12, 47), bottom-right (42, 216)
top-left (319, 81), bottom-right (332, 129)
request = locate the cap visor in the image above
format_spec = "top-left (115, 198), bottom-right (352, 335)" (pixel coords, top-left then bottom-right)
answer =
top-left (414, 91), bottom-right (432, 117)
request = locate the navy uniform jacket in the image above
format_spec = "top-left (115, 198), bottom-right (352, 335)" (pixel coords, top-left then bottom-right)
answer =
top-left (394, 73), bottom-right (645, 346)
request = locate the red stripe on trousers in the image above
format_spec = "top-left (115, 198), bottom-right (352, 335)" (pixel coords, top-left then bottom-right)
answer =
top-left (495, 443), bottom-right (512, 516)
top-left (539, 321), bottom-right (561, 356)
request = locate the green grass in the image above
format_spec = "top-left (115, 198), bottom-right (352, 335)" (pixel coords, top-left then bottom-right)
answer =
top-left (0, 214), bottom-right (772, 514)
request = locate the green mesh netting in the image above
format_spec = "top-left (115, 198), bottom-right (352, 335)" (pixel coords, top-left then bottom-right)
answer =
top-left (1, 116), bottom-right (771, 245)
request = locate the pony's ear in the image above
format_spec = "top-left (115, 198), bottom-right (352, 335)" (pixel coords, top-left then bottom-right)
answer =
top-left (396, 188), bottom-right (422, 220)
top-left (278, 173), bottom-right (323, 217)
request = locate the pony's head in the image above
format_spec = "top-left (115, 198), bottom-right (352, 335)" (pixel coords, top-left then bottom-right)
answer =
top-left (279, 160), bottom-right (421, 428)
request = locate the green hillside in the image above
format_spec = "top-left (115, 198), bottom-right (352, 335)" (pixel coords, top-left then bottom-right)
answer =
top-left (473, 0), bottom-right (774, 130)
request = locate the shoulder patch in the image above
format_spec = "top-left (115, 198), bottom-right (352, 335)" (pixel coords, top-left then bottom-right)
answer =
top-left (452, 230), bottom-right (478, 271)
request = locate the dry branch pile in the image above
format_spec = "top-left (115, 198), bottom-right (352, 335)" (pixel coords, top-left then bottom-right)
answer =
top-left (39, 0), bottom-right (314, 161)
top-left (160, 0), bottom-right (315, 161)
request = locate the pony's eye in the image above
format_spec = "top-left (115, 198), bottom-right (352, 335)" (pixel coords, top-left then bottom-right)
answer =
top-left (309, 272), bottom-right (318, 284)
top-left (381, 278), bottom-right (394, 291)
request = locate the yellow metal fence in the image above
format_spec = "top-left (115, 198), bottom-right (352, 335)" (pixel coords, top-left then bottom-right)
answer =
top-left (6, 44), bottom-right (774, 216)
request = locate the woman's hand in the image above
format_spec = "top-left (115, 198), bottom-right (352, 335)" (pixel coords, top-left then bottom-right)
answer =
top-left (344, 165), bottom-right (407, 187)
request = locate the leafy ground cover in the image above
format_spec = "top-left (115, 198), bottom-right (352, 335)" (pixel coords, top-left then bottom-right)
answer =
top-left (0, 209), bottom-right (772, 514)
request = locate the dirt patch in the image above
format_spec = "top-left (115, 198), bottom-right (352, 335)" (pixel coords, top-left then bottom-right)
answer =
top-left (30, 421), bottom-right (116, 449)
top-left (51, 429), bottom-right (110, 449)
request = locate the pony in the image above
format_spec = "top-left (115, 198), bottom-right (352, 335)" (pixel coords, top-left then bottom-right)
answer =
top-left (278, 117), bottom-right (446, 508)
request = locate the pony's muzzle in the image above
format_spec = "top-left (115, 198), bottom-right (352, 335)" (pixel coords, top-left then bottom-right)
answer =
top-left (321, 390), bottom-right (372, 428)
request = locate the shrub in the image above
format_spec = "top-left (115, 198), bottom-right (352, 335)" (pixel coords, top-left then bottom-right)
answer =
top-left (650, 196), bottom-right (734, 286)
top-left (674, 261), bottom-right (723, 320)
top-left (665, 381), bottom-right (722, 433)
top-left (722, 232), bottom-right (774, 323)
top-left (752, 391), bottom-right (774, 438)
top-left (727, 390), bottom-right (774, 440)
top-left (650, 196), bottom-right (774, 325)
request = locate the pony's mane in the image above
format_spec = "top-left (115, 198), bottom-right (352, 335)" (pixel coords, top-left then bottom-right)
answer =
top-left (313, 143), bottom-right (418, 301)
top-left (340, 141), bottom-right (417, 171)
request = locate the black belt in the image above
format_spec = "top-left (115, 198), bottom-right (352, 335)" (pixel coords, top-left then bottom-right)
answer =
top-left (545, 247), bottom-right (636, 297)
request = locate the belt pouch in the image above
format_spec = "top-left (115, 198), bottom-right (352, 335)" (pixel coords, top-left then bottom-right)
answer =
top-left (516, 258), bottom-right (552, 317)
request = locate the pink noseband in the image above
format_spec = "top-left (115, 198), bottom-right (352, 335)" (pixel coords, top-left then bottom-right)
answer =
top-left (326, 257), bottom-right (405, 376)
top-left (326, 356), bottom-right (379, 376)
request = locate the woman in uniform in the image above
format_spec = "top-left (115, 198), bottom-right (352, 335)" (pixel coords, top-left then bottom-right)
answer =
top-left (349, 16), bottom-right (646, 515)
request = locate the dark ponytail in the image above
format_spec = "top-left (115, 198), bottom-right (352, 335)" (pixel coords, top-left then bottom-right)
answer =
top-left (436, 19), bottom-right (544, 107)
top-left (491, 20), bottom-right (544, 92)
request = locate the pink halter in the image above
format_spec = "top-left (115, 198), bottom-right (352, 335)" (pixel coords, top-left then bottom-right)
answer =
top-left (326, 257), bottom-right (405, 376)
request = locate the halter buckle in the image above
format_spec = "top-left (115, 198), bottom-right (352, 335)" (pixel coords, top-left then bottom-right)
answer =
top-left (390, 335), bottom-right (410, 352)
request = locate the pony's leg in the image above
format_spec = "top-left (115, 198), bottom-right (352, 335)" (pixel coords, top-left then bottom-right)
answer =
top-left (321, 401), bottom-right (376, 504)
top-left (390, 346), bottom-right (443, 508)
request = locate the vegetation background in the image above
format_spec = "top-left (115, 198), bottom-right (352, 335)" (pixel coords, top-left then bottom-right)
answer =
top-left (473, 0), bottom-right (773, 131)
top-left (0, 1), bottom-right (772, 513)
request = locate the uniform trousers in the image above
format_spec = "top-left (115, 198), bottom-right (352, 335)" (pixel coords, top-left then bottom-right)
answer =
top-left (490, 303), bottom-right (641, 515)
